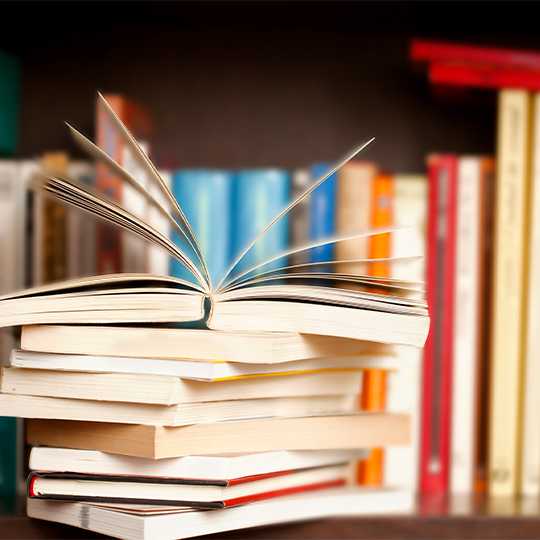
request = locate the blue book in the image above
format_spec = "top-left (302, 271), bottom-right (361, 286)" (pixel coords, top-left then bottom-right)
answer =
top-left (309, 163), bottom-right (337, 269)
top-left (0, 49), bottom-right (20, 157)
top-left (170, 170), bottom-right (233, 292)
top-left (231, 169), bottom-right (290, 281)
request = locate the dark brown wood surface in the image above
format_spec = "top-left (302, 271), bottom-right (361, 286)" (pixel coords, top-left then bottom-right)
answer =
top-left (3, 495), bottom-right (540, 540)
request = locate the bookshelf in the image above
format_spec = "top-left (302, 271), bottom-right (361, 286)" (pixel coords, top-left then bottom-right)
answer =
top-left (2, 1), bottom-right (540, 538)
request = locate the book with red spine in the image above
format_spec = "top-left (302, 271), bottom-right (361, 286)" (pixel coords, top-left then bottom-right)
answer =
top-left (429, 61), bottom-right (540, 92)
top-left (419, 154), bottom-right (458, 494)
top-left (95, 94), bottom-right (153, 275)
top-left (410, 39), bottom-right (540, 71)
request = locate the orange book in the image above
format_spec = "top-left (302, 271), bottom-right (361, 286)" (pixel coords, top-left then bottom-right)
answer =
top-left (96, 94), bottom-right (153, 275)
top-left (358, 173), bottom-right (393, 486)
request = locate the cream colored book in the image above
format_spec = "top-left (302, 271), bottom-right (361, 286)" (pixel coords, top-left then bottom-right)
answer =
top-left (20, 324), bottom-right (394, 364)
top-left (0, 94), bottom-right (429, 348)
top-left (9, 349), bottom-right (399, 381)
top-left (26, 413), bottom-right (411, 459)
top-left (521, 92), bottom-right (540, 497)
top-left (0, 392), bottom-right (358, 427)
top-left (489, 89), bottom-right (532, 497)
top-left (1, 368), bottom-right (364, 405)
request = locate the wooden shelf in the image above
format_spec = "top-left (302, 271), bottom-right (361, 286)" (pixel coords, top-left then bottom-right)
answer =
top-left (2, 495), bottom-right (540, 539)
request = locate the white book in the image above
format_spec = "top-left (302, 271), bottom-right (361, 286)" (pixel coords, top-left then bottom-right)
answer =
top-left (27, 486), bottom-right (414, 540)
top-left (0, 392), bottom-right (358, 427)
top-left (384, 174), bottom-right (427, 491)
top-left (10, 348), bottom-right (398, 381)
top-left (450, 157), bottom-right (482, 494)
top-left (29, 447), bottom-right (369, 480)
top-left (521, 92), bottom-right (540, 496)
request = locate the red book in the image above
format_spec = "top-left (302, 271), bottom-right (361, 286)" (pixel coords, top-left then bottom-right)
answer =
top-left (429, 61), bottom-right (540, 91)
top-left (419, 154), bottom-right (458, 494)
top-left (411, 39), bottom-right (540, 71)
top-left (95, 94), bottom-right (153, 275)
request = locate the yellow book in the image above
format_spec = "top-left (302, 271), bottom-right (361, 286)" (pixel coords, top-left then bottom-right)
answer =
top-left (488, 89), bottom-right (532, 496)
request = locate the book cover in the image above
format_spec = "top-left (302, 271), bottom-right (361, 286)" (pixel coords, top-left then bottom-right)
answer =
top-left (489, 89), bottom-right (531, 497)
top-left (419, 154), bottom-right (458, 494)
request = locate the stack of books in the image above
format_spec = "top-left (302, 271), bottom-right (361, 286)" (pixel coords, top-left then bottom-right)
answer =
top-left (0, 94), bottom-right (430, 539)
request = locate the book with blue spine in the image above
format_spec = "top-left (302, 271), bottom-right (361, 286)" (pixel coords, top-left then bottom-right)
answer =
top-left (231, 169), bottom-right (290, 278)
top-left (309, 163), bottom-right (337, 270)
top-left (170, 170), bottom-right (233, 291)
top-left (0, 49), bottom-right (20, 157)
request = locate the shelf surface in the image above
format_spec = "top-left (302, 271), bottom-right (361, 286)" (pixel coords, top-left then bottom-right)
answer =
top-left (3, 494), bottom-right (540, 539)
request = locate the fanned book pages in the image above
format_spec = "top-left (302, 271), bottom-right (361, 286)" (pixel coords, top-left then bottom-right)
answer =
top-left (0, 94), bottom-right (429, 347)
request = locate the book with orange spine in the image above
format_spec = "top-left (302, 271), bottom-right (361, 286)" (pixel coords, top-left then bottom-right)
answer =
top-left (358, 173), bottom-right (393, 486)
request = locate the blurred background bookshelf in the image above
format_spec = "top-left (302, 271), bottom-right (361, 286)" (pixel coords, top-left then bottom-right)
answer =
top-left (3, 1), bottom-right (540, 538)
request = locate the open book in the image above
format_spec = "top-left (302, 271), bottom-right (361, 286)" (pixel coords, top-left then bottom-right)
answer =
top-left (0, 94), bottom-right (429, 347)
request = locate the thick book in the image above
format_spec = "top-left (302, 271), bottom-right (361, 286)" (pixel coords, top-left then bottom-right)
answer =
top-left (28, 447), bottom-right (368, 480)
top-left (0, 94), bottom-right (430, 348)
top-left (419, 154), bottom-right (458, 494)
top-left (0, 392), bottom-right (358, 427)
top-left (489, 90), bottom-right (531, 497)
top-left (26, 486), bottom-right (414, 540)
top-left (9, 348), bottom-right (398, 381)
top-left (26, 413), bottom-right (410, 459)
top-left (1, 367), bottom-right (364, 405)
top-left (27, 464), bottom-right (348, 508)
top-left (19, 324), bottom-right (393, 364)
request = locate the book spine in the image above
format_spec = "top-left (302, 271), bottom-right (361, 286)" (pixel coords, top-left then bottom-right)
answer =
top-left (334, 161), bottom-right (376, 276)
top-left (289, 168), bottom-right (311, 267)
top-left (450, 156), bottom-right (482, 494)
top-left (489, 89), bottom-right (531, 497)
top-left (232, 169), bottom-right (290, 277)
top-left (384, 174), bottom-right (427, 492)
top-left (147, 169), bottom-right (172, 276)
top-left (521, 92), bottom-right (540, 496)
top-left (96, 97), bottom-right (124, 275)
top-left (358, 173), bottom-right (392, 486)
top-left (171, 169), bottom-right (233, 289)
top-left (309, 163), bottom-right (337, 269)
top-left (473, 157), bottom-right (495, 495)
top-left (40, 152), bottom-right (68, 284)
top-left (0, 50), bottom-right (20, 157)
top-left (420, 154), bottom-right (458, 494)
top-left (429, 62), bottom-right (540, 92)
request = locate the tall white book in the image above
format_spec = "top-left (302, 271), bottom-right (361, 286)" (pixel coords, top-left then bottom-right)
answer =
top-left (450, 156), bottom-right (482, 494)
top-left (384, 174), bottom-right (427, 491)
